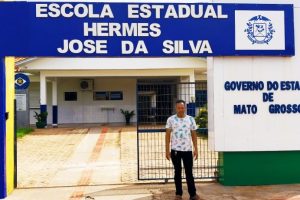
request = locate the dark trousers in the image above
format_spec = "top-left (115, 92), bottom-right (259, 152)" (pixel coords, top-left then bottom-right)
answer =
top-left (171, 149), bottom-right (196, 197)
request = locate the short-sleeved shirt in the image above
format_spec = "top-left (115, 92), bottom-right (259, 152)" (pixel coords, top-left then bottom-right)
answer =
top-left (165, 114), bottom-right (198, 151)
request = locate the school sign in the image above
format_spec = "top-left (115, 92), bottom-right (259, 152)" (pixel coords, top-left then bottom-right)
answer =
top-left (0, 2), bottom-right (295, 56)
top-left (0, 1), bottom-right (298, 199)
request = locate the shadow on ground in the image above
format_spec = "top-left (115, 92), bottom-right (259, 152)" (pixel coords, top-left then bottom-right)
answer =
top-left (82, 183), bottom-right (300, 200)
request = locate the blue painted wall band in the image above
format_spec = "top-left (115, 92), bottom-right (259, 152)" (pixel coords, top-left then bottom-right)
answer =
top-left (40, 104), bottom-right (47, 125)
top-left (0, 57), bottom-right (7, 199)
top-left (52, 105), bottom-right (58, 125)
top-left (187, 103), bottom-right (196, 117)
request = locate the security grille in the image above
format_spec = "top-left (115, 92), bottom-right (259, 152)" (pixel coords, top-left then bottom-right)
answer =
top-left (137, 81), bottom-right (218, 181)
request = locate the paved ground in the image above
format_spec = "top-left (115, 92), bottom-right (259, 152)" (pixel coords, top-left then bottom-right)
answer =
top-left (6, 182), bottom-right (300, 200)
top-left (17, 126), bottom-right (126, 188)
top-left (18, 125), bottom-right (216, 188)
top-left (6, 125), bottom-right (300, 199)
top-left (17, 128), bottom-right (89, 188)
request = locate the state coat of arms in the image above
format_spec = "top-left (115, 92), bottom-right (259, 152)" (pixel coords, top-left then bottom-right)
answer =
top-left (245, 15), bottom-right (275, 44)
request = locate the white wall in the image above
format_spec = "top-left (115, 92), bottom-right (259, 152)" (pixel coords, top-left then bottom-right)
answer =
top-left (209, 1), bottom-right (300, 151)
top-left (29, 77), bottom-right (137, 124)
top-left (57, 77), bottom-right (137, 124)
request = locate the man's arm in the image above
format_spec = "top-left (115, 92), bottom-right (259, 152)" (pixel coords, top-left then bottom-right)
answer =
top-left (191, 130), bottom-right (198, 160)
top-left (165, 128), bottom-right (171, 160)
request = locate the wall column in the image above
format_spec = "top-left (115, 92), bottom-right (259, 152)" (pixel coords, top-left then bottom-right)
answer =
top-left (52, 78), bottom-right (58, 127)
top-left (179, 74), bottom-right (196, 117)
top-left (5, 57), bottom-right (15, 195)
top-left (189, 73), bottom-right (196, 103)
top-left (179, 76), bottom-right (189, 103)
top-left (188, 73), bottom-right (196, 117)
top-left (0, 57), bottom-right (7, 199)
top-left (40, 72), bottom-right (47, 125)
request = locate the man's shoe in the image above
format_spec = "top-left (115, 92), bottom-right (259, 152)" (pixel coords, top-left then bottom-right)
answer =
top-left (190, 194), bottom-right (201, 200)
top-left (175, 195), bottom-right (183, 200)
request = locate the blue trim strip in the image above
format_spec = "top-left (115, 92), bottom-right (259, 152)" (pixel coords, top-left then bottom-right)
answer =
top-left (0, 57), bottom-right (7, 198)
top-left (138, 129), bottom-right (166, 133)
top-left (40, 104), bottom-right (47, 125)
top-left (52, 105), bottom-right (58, 125)
top-left (187, 103), bottom-right (196, 117)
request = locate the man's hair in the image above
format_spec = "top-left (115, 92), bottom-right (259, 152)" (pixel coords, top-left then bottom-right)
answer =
top-left (175, 99), bottom-right (186, 105)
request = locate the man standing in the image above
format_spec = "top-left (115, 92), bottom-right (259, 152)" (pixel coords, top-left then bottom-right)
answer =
top-left (165, 100), bottom-right (200, 200)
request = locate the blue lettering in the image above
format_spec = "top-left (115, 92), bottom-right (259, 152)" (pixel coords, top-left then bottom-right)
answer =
top-left (262, 92), bottom-right (274, 102)
top-left (224, 81), bottom-right (264, 91)
top-left (280, 81), bottom-right (300, 91)
top-left (267, 81), bottom-right (279, 91)
top-left (269, 104), bottom-right (300, 114)
top-left (234, 104), bottom-right (257, 114)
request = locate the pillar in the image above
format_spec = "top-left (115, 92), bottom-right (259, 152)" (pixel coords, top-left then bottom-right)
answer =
top-left (188, 74), bottom-right (196, 117)
top-left (189, 73), bottom-right (196, 103)
top-left (179, 74), bottom-right (196, 117)
top-left (40, 72), bottom-right (47, 125)
top-left (179, 76), bottom-right (189, 103)
top-left (0, 57), bottom-right (7, 199)
top-left (5, 57), bottom-right (15, 195)
top-left (52, 78), bottom-right (58, 127)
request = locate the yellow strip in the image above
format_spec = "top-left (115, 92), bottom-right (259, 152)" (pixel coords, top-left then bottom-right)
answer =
top-left (5, 57), bottom-right (15, 194)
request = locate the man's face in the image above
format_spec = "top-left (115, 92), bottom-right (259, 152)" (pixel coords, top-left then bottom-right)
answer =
top-left (176, 102), bottom-right (186, 115)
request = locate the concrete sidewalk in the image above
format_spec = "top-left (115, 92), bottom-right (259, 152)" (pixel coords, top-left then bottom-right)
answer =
top-left (5, 182), bottom-right (300, 200)
top-left (17, 127), bottom-right (89, 188)
top-left (11, 125), bottom-right (300, 199)
top-left (17, 126), bottom-right (125, 188)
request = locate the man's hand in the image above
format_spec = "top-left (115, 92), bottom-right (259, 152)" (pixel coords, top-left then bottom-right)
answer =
top-left (191, 130), bottom-right (198, 160)
top-left (166, 151), bottom-right (171, 161)
top-left (193, 150), bottom-right (198, 160)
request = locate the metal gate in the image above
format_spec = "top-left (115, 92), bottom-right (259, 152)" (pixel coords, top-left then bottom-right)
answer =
top-left (137, 81), bottom-right (218, 181)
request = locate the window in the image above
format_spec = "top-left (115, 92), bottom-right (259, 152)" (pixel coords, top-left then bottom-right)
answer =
top-left (64, 92), bottom-right (77, 101)
top-left (94, 91), bottom-right (109, 100)
top-left (110, 91), bottom-right (123, 100)
top-left (93, 91), bottom-right (123, 100)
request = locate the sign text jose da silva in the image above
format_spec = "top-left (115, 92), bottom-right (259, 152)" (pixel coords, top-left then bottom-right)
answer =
top-left (0, 2), bottom-right (295, 57)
